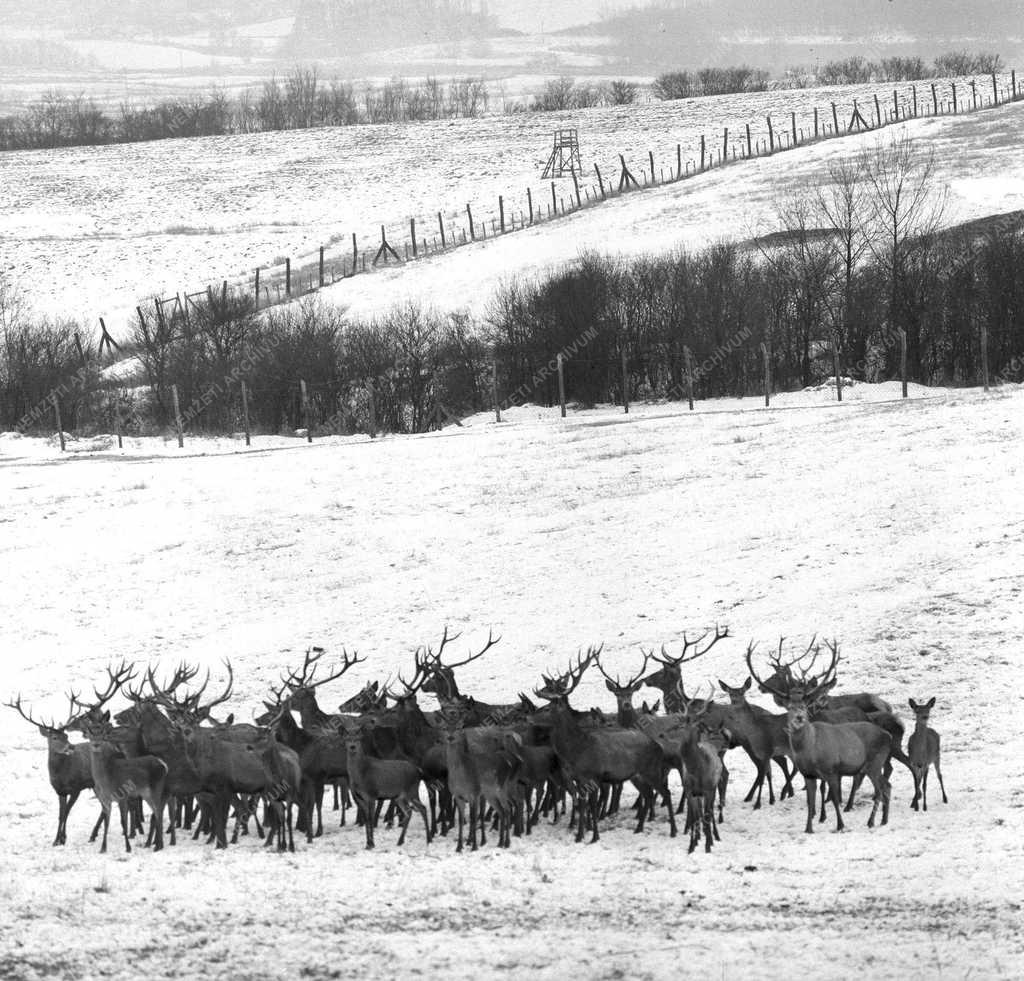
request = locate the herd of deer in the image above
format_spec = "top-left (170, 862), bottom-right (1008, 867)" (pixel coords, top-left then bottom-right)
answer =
top-left (6, 626), bottom-right (949, 857)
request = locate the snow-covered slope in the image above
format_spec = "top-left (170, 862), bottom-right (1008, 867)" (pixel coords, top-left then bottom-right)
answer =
top-left (2, 382), bottom-right (1023, 979)
top-left (1, 77), bottom-right (1019, 333)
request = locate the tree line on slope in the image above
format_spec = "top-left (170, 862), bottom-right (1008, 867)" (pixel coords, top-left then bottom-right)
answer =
top-left (1, 138), bottom-right (1022, 438)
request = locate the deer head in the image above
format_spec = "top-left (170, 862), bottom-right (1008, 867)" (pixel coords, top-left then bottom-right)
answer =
top-left (532, 645), bottom-right (602, 706)
top-left (641, 626), bottom-right (729, 701)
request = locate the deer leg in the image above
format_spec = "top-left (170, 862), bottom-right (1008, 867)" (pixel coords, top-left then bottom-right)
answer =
top-left (687, 795), bottom-right (700, 853)
top-left (934, 757), bottom-right (948, 804)
top-left (89, 806), bottom-right (104, 843)
top-left (921, 766), bottom-right (929, 812)
top-left (662, 780), bottom-right (678, 838)
top-left (98, 805), bottom-right (110, 853)
top-left (818, 780), bottom-right (829, 823)
top-left (117, 802), bottom-right (132, 853)
top-left (413, 798), bottom-right (432, 845)
top-left (828, 776), bottom-right (845, 832)
top-left (753, 758), bottom-right (769, 810)
top-left (396, 800), bottom-right (413, 846)
top-left (589, 787), bottom-right (601, 844)
top-left (803, 777), bottom-right (817, 834)
top-left (53, 793), bottom-right (68, 847)
top-left (703, 797), bottom-right (714, 853)
top-left (845, 774), bottom-right (863, 812)
top-left (361, 795), bottom-right (375, 850)
top-left (332, 783), bottom-right (340, 811)
top-left (455, 799), bottom-right (465, 853)
top-left (314, 780), bottom-right (325, 837)
top-left (776, 757), bottom-right (795, 799)
top-left (469, 799), bottom-right (479, 852)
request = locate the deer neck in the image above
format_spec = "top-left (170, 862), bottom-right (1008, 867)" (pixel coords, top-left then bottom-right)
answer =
top-left (616, 702), bottom-right (637, 728)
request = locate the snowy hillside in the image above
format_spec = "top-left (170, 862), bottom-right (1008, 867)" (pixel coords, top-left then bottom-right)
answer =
top-left (1, 76), bottom-right (1020, 333)
top-left (2, 382), bottom-right (1023, 979)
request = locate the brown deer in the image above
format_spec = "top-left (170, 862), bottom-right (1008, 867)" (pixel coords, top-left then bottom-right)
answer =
top-left (907, 698), bottom-right (948, 812)
top-left (641, 626), bottom-right (729, 713)
top-left (85, 729), bottom-right (169, 853)
top-left (717, 676), bottom-right (795, 808)
top-left (534, 648), bottom-right (677, 843)
top-left (418, 626), bottom-right (517, 722)
top-left (669, 693), bottom-right (725, 853)
top-left (5, 693), bottom-right (105, 845)
top-left (747, 642), bottom-right (891, 834)
top-left (344, 727), bottom-right (431, 850)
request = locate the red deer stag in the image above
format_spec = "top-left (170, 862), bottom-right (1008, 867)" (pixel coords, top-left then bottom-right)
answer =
top-left (747, 642), bottom-right (891, 834)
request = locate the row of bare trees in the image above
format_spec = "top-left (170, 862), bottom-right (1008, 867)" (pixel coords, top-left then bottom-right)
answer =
top-left (6, 626), bottom-right (947, 854)
top-left (0, 69), bottom-right (491, 151)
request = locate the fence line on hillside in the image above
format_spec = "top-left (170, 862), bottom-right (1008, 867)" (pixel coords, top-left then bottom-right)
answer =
top-left (76, 72), bottom-right (1022, 344)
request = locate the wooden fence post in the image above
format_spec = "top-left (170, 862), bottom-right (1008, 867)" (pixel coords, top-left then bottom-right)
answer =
top-left (319, 246), bottom-right (324, 287)
top-left (438, 211), bottom-right (446, 248)
top-left (831, 102), bottom-right (839, 134)
top-left (410, 217), bottom-right (417, 257)
top-left (760, 343), bottom-right (771, 408)
top-left (722, 128), bottom-right (729, 160)
top-left (745, 122), bottom-right (752, 156)
top-left (912, 85), bottom-right (918, 117)
top-left (285, 258), bottom-right (291, 296)
top-left (813, 108), bottom-right (818, 138)
top-left (595, 164), bottom-right (605, 199)
top-left (1012, 70), bottom-right (1017, 98)
top-left (831, 333), bottom-right (843, 402)
top-left (676, 142), bottom-right (682, 177)
top-left (551, 181), bottom-right (557, 215)
top-left (992, 72), bottom-right (998, 104)
top-left (499, 195), bottom-right (505, 233)
top-left (556, 353), bottom-right (566, 418)
top-left (952, 82), bottom-right (958, 113)
top-left (527, 187), bottom-right (534, 223)
top-left (791, 111), bottom-right (797, 144)
top-left (52, 395), bottom-right (65, 451)
top-left (352, 232), bottom-right (358, 269)
top-left (980, 319), bottom-right (990, 391)
top-left (571, 170), bottom-right (582, 207)
top-left (239, 379), bottom-right (251, 446)
top-left (899, 329), bottom-right (908, 398)
top-left (648, 149), bottom-right (656, 185)
top-left (300, 379), bottom-right (312, 442)
top-left (700, 134), bottom-right (706, 170)
top-left (112, 391), bottom-right (123, 449)
top-left (367, 377), bottom-right (376, 437)
top-left (621, 347), bottom-right (629, 414)
top-left (254, 267), bottom-right (260, 309)
top-left (171, 384), bottom-right (184, 448)
top-left (491, 358), bottom-right (501, 423)
top-left (766, 116), bottom-right (774, 152)
top-left (684, 346), bottom-right (695, 411)
top-left (874, 93), bottom-right (882, 126)
top-left (931, 82), bottom-right (938, 115)
top-left (466, 204), bottom-right (475, 240)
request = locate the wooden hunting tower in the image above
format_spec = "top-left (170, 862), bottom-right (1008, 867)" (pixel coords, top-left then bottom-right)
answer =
top-left (542, 128), bottom-right (582, 179)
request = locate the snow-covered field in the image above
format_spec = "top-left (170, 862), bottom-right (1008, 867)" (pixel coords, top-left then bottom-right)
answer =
top-left (1, 75), bottom-right (1018, 333)
top-left (2, 381), bottom-right (1023, 979)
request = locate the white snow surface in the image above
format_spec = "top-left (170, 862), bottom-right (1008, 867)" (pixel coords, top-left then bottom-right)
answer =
top-left (1, 78), bottom-right (1019, 333)
top-left (2, 382), bottom-right (1023, 979)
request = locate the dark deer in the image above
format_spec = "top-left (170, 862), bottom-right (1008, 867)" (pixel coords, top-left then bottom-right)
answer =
top-left (418, 626), bottom-right (514, 722)
top-left (747, 642), bottom-right (891, 834)
top-left (5, 692), bottom-right (105, 846)
top-left (534, 647), bottom-right (677, 843)
top-left (907, 698), bottom-right (948, 812)
top-left (718, 675), bottom-right (795, 808)
top-left (344, 727), bottom-right (432, 850)
top-left (641, 626), bottom-right (729, 713)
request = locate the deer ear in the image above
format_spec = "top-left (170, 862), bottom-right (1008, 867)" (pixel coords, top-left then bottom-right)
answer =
top-left (908, 699), bottom-right (918, 710)
top-left (925, 697), bottom-right (935, 709)
top-left (225, 713), bottom-right (234, 725)
top-left (101, 710), bottom-right (110, 722)
top-left (742, 677), bottom-right (752, 692)
top-left (604, 679), bottom-right (615, 693)
top-left (717, 680), bottom-right (728, 692)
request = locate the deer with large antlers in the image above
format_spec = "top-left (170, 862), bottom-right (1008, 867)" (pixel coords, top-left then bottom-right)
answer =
top-left (5, 692), bottom-right (106, 846)
top-left (534, 647), bottom-right (678, 844)
top-left (418, 627), bottom-right (519, 722)
top-left (641, 626), bottom-right (729, 713)
top-left (747, 641), bottom-right (891, 834)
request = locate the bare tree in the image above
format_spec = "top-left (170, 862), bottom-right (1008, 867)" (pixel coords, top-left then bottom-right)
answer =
top-left (863, 135), bottom-right (948, 376)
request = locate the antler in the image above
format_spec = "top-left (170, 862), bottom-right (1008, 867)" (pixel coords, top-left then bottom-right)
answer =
top-left (283, 647), bottom-right (365, 691)
top-left (427, 627), bottom-right (500, 671)
top-left (680, 683), bottom-right (715, 725)
top-left (650, 625), bottom-right (729, 667)
top-left (194, 659), bottom-right (234, 716)
top-left (745, 641), bottom-right (791, 700)
top-left (596, 650), bottom-right (651, 691)
top-left (4, 693), bottom-right (58, 731)
top-left (534, 645), bottom-right (602, 700)
top-left (70, 659), bottom-right (137, 717)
